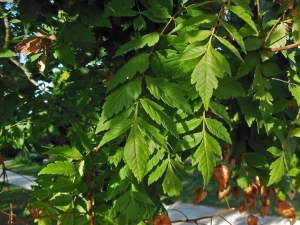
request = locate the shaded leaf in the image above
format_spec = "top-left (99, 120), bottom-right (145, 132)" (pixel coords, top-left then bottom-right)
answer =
top-left (170, 30), bottom-right (211, 45)
top-left (204, 118), bottom-right (232, 144)
top-left (51, 177), bottom-right (75, 193)
top-left (53, 43), bottom-right (75, 65)
top-left (102, 78), bottom-right (141, 121)
top-left (209, 101), bottom-right (231, 126)
top-left (174, 132), bottom-right (203, 152)
top-left (145, 76), bottom-right (192, 113)
top-left (214, 35), bottom-right (243, 61)
top-left (148, 160), bottom-right (168, 185)
top-left (267, 155), bottom-right (285, 186)
top-left (44, 145), bottom-right (83, 159)
top-left (236, 52), bottom-right (260, 78)
top-left (162, 164), bottom-right (182, 196)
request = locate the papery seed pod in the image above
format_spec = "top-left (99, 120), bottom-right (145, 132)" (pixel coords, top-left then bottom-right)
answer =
top-left (255, 176), bottom-right (260, 187)
top-left (247, 214), bottom-right (258, 225)
top-left (251, 184), bottom-right (259, 197)
top-left (260, 205), bottom-right (269, 218)
top-left (268, 187), bottom-right (276, 197)
top-left (289, 188), bottom-right (296, 200)
top-left (260, 186), bottom-right (268, 196)
top-left (246, 196), bottom-right (256, 209)
top-left (291, 214), bottom-right (299, 225)
top-left (154, 214), bottom-right (171, 225)
top-left (282, 206), bottom-right (295, 219)
top-left (29, 207), bottom-right (39, 218)
top-left (261, 196), bottom-right (271, 206)
top-left (217, 183), bottom-right (231, 201)
top-left (193, 188), bottom-right (207, 204)
top-left (244, 186), bottom-right (253, 197)
top-left (213, 165), bottom-right (230, 188)
top-left (277, 200), bottom-right (289, 214)
top-left (239, 202), bottom-right (247, 213)
top-left (221, 145), bottom-right (231, 161)
top-left (231, 186), bottom-right (240, 200)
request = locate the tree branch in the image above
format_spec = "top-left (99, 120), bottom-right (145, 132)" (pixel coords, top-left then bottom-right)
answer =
top-left (170, 207), bottom-right (235, 224)
top-left (261, 41), bottom-right (300, 52)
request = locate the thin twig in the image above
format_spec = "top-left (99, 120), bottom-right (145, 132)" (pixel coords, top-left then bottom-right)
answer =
top-left (271, 78), bottom-right (300, 86)
top-left (261, 41), bottom-right (300, 52)
top-left (256, 0), bottom-right (261, 25)
top-left (170, 207), bottom-right (235, 223)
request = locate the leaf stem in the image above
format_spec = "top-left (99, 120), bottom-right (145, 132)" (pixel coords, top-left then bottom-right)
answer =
top-left (256, 0), bottom-right (261, 25)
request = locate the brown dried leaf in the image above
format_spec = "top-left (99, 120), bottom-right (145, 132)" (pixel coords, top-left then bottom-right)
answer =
top-left (16, 32), bottom-right (56, 56)
top-left (154, 214), bottom-right (171, 225)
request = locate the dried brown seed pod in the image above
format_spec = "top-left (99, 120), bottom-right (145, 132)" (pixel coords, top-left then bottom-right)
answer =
top-left (239, 202), bottom-right (247, 213)
top-left (193, 188), bottom-right (207, 204)
top-left (260, 205), bottom-right (269, 218)
top-left (289, 188), bottom-right (296, 200)
top-left (154, 214), bottom-right (171, 225)
top-left (231, 186), bottom-right (240, 200)
top-left (247, 215), bottom-right (258, 225)
top-left (282, 206), bottom-right (295, 219)
top-left (246, 196), bottom-right (256, 210)
top-left (244, 186), bottom-right (253, 197)
top-left (260, 186), bottom-right (268, 196)
top-left (213, 165), bottom-right (230, 188)
top-left (277, 200), bottom-right (289, 214)
top-left (251, 184), bottom-right (259, 197)
top-left (261, 196), bottom-right (271, 206)
top-left (29, 207), bottom-right (39, 218)
top-left (217, 183), bottom-right (231, 201)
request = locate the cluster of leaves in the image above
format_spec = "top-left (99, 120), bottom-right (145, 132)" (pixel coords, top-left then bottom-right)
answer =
top-left (1, 0), bottom-right (300, 224)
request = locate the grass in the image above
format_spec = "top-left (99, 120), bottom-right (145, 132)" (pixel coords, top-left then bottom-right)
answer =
top-left (175, 163), bottom-right (300, 219)
top-left (5, 154), bottom-right (46, 177)
top-left (0, 185), bottom-right (34, 225)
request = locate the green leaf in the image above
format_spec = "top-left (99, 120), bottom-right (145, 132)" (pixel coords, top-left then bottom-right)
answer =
top-left (214, 35), bottom-right (243, 61)
top-left (148, 160), bottom-right (168, 185)
top-left (148, 0), bottom-right (173, 19)
top-left (292, 18), bottom-right (300, 42)
top-left (99, 119), bottom-right (133, 147)
top-left (102, 78), bottom-right (141, 121)
top-left (126, 197), bottom-right (141, 220)
top-left (244, 36), bottom-right (264, 51)
top-left (0, 47), bottom-right (17, 58)
top-left (146, 149), bottom-right (165, 174)
top-left (73, 124), bottom-right (93, 152)
top-left (53, 43), bottom-right (75, 65)
top-left (145, 76), bottom-right (192, 113)
top-left (132, 191), bottom-right (154, 205)
top-left (124, 123), bottom-right (150, 182)
top-left (104, 0), bottom-right (138, 17)
top-left (204, 118), bottom-right (232, 144)
top-left (174, 132), bottom-right (203, 152)
top-left (283, 137), bottom-right (297, 170)
top-left (265, 23), bottom-right (286, 48)
top-left (96, 215), bottom-right (115, 225)
top-left (18, 0), bottom-right (41, 24)
top-left (267, 146), bottom-right (283, 157)
top-left (49, 194), bottom-right (72, 206)
top-left (96, 107), bottom-right (133, 134)
top-left (245, 153), bottom-right (269, 170)
top-left (137, 118), bottom-right (168, 150)
top-left (115, 191), bottom-right (131, 212)
top-left (176, 118), bottom-right (202, 134)
top-left (237, 97), bottom-right (259, 127)
top-left (288, 128), bottom-right (300, 138)
top-left (191, 46), bottom-right (219, 110)
top-left (39, 161), bottom-right (76, 176)
top-left (219, 20), bottom-right (246, 53)
top-left (236, 52), bottom-right (260, 78)
top-left (214, 77), bottom-right (246, 99)
top-left (61, 21), bottom-right (96, 43)
top-left (171, 14), bottom-right (217, 33)
top-left (51, 177), bottom-right (75, 193)
top-left (236, 167), bottom-right (252, 189)
top-left (108, 53), bottom-right (149, 91)
top-left (114, 32), bottom-right (159, 57)
top-left (226, 5), bottom-right (257, 33)
top-left (44, 145), bottom-right (83, 159)
top-left (261, 61), bottom-right (282, 77)
top-left (106, 179), bottom-right (130, 200)
top-left (209, 102), bottom-right (231, 126)
top-left (178, 45), bottom-right (207, 61)
top-left (231, 0), bottom-right (253, 16)
top-left (162, 164), bottom-right (182, 196)
top-left (38, 218), bottom-right (52, 225)
top-left (140, 98), bottom-right (179, 138)
top-left (170, 30), bottom-right (211, 45)
top-left (268, 155), bottom-right (285, 186)
top-left (194, 133), bottom-right (221, 188)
